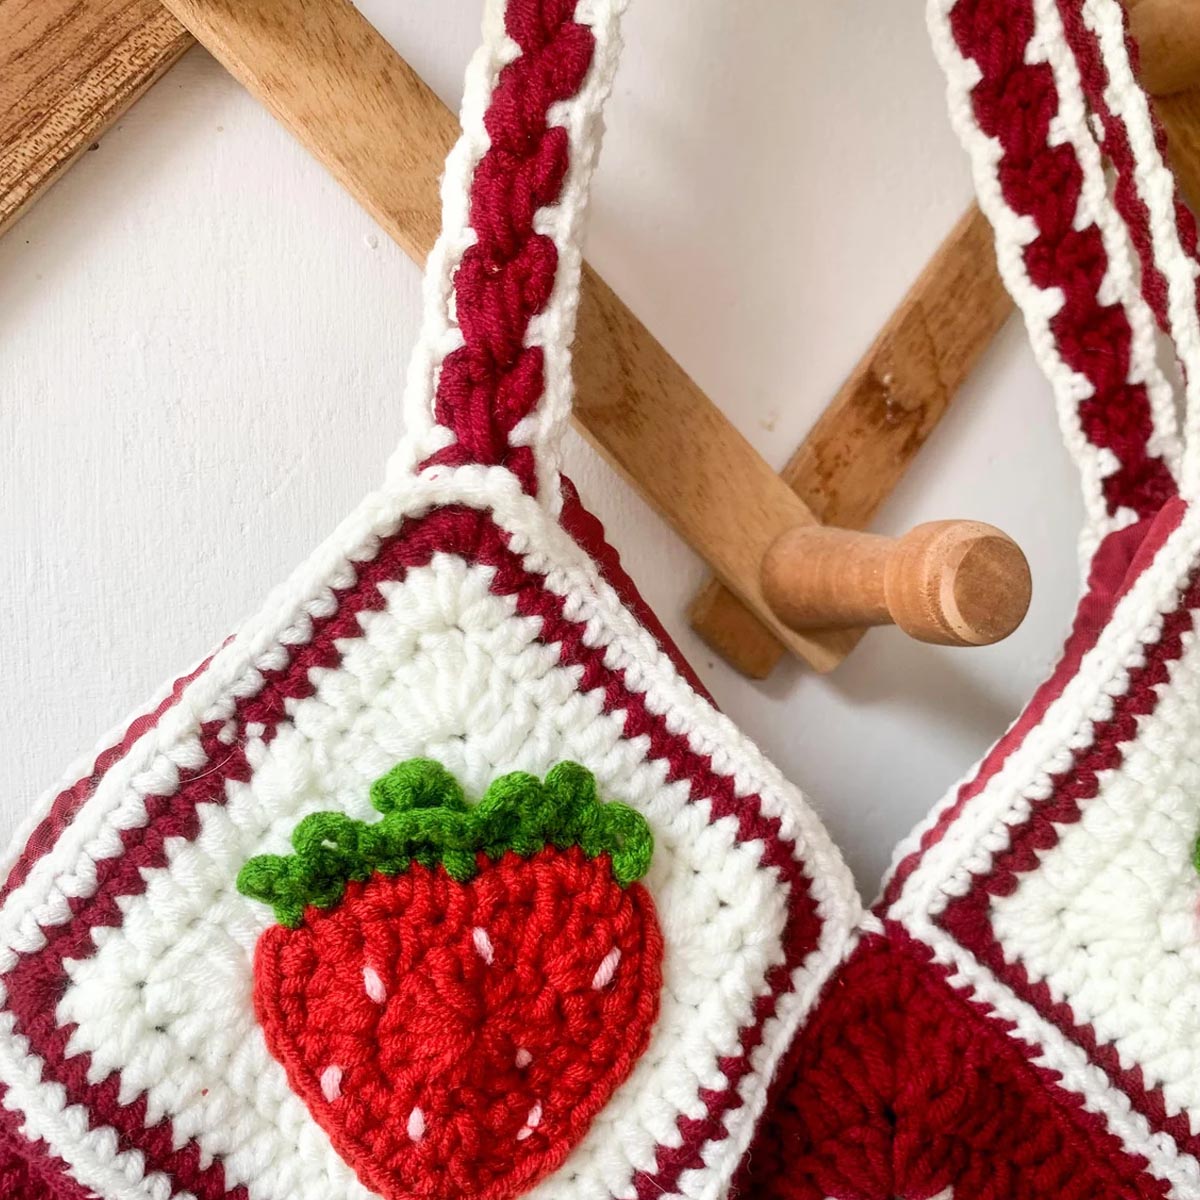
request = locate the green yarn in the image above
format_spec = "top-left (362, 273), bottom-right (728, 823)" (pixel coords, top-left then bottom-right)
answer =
top-left (237, 759), bottom-right (653, 927)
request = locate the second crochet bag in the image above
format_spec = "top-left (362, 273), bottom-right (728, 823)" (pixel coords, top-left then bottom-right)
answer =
top-left (739, 0), bottom-right (1200, 1196)
top-left (0, 4), bottom-right (861, 1199)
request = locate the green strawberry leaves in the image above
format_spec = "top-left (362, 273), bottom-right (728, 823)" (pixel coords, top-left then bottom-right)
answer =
top-left (237, 760), bottom-right (653, 927)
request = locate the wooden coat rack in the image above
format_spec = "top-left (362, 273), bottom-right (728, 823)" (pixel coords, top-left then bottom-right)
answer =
top-left (2, 0), bottom-right (1194, 676)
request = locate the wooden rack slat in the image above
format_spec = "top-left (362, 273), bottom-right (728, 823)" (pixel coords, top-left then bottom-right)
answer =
top-left (155, 0), bottom-right (863, 672)
top-left (0, 0), bottom-right (192, 237)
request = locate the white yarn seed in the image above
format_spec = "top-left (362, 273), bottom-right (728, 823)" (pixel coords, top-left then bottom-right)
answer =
top-left (516, 1101), bottom-right (543, 1141)
top-left (515, 1047), bottom-right (532, 1068)
top-left (320, 1066), bottom-right (342, 1103)
top-left (472, 926), bottom-right (494, 964)
top-left (591, 947), bottom-right (621, 990)
top-left (363, 966), bottom-right (386, 1004)
top-left (407, 1107), bottom-right (426, 1142)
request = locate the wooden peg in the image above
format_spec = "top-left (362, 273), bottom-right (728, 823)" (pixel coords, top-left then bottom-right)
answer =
top-left (760, 521), bottom-right (1032, 646)
top-left (687, 206), bottom-right (1013, 675)
top-left (1126, 0), bottom-right (1200, 96)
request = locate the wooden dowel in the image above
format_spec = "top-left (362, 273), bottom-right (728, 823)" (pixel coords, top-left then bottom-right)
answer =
top-left (689, 206), bottom-right (1013, 676)
top-left (156, 0), bottom-right (865, 673)
top-left (0, 0), bottom-right (192, 238)
top-left (761, 521), bottom-right (1032, 647)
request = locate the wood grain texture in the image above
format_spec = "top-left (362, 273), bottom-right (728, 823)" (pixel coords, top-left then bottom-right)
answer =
top-left (761, 521), bottom-right (1031, 646)
top-left (0, 0), bottom-right (193, 236)
top-left (689, 206), bottom-right (1013, 676)
top-left (157, 0), bottom-right (859, 672)
top-left (1126, 0), bottom-right (1200, 96)
top-left (1157, 89), bottom-right (1200, 213)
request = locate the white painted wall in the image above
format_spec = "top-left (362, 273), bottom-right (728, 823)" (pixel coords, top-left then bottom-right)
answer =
top-left (0, 0), bottom-right (1084, 894)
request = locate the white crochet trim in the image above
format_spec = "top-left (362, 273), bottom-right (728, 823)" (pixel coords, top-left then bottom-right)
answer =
top-left (926, 0), bottom-right (1183, 556)
top-left (393, 0), bottom-right (626, 514)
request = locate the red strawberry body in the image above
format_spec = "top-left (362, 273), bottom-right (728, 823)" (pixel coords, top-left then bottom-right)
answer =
top-left (240, 762), bottom-right (662, 1200)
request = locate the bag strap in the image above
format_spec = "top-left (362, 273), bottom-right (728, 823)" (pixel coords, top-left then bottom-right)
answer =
top-left (394, 0), bottom-right (625, 512)
top-left (927, 0), bottom-right (1192, 555)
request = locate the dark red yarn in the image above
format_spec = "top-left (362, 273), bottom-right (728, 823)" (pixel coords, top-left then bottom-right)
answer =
top-left (256, 847), bottom-right (662, 1200)
top-left (950, 0), bottom-right (1176, 520)
top-left (426, 0), bottom-right (595, 493)
top-left (0, 506), bottom-right (822, 1200)
top-left (0, 1097), bottom-right (97, 1200)
top-left (735, 931), bottom-right (1169, 1200)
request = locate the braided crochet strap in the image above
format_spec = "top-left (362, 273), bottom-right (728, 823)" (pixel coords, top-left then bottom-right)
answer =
top-left (927, 0), bottom-right (1182, 554)
top-left (395, 0), bottom-right (625, 512)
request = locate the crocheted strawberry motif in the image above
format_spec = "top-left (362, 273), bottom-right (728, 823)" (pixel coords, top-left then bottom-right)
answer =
top-left (237, 759), bottom-right (662, 1200)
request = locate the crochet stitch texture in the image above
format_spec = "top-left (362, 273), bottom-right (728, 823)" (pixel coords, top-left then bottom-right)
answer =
top-left (0, 2), bottom-right (859, 1198)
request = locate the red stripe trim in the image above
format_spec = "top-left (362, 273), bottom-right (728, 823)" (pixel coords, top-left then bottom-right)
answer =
top-left (2, 505), bottom-right (820, 1200)
top-left (559, 475), bottom-right (713, 704)
top-left (0, 651), bottom-right (218, 906)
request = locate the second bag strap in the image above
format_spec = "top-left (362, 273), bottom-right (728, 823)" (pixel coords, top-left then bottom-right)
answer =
top-left (928, 0), bottom-right (1195, 557)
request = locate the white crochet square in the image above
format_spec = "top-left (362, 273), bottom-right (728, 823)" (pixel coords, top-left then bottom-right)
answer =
top-left (989, 622), bottom-right (1200, 1126)
top-left (0, 480), bottom-right (859, 1200)
top-left (56, 558), bottom-right (789, 1200)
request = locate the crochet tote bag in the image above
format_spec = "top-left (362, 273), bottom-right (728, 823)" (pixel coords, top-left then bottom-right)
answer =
top-left (0, 4), bottom-right (862, 1199)
top-left (736, 0), bottom-right (1200, 1197)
